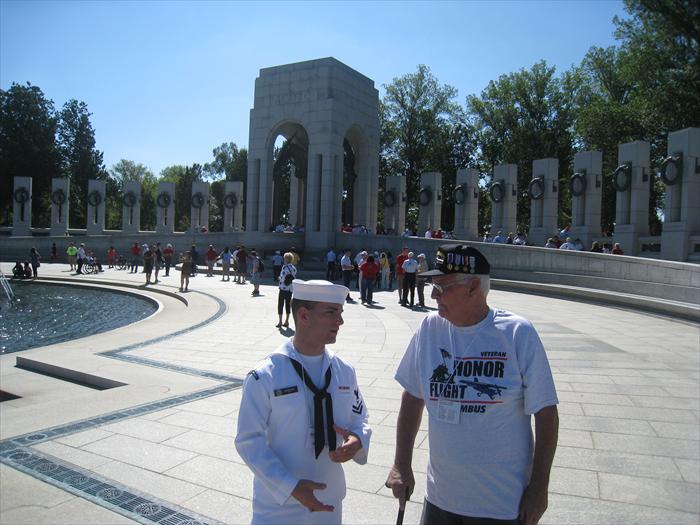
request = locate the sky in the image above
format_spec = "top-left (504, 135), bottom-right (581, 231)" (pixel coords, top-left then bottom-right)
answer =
top-left (1, 0), bottom-right (627, 177)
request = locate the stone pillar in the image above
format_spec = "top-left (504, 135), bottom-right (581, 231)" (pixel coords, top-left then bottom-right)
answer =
top-left (384, 176), bottom-right (407, 235)
top-left (489, 164), bottom-right (517, 236)
top-left (453, 169), bottom-right (479, 241)
top-left (613, 141), bottom-right (650, 255)
top-left (121, 181), bottom-right (141, 234)
top-left (257, 157), bottom-right (271, 233)
top-left (305, 152), bottom-right (322, 234)
top-left (86, 179), bottom-right (106, 235)
top-left (570, 151), bottom-right (603, 249)
top-left (156, 182), bottom-right (175, 234)
top-left (190, 181), bottom-right (210, 233)
top-left (418, 172), bottom-right (442, 234)
top-left (223, 181), bottom-right (245, 232)
top-left (246, 158), bottom-right (261, 232)
top-left (51, 178), bottom-right (70, 236)
top-left (289, 174), bottom-right (301, 227)
top-left (661, 127), bottom-right (700, 261)
top-left (12, 176), bottom-right (32, 236)
top-left (528, 158), bottom-right (559, 246)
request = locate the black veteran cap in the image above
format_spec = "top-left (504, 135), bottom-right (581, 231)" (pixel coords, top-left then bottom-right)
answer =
top-left (422, 244), bottom-right (490, 276)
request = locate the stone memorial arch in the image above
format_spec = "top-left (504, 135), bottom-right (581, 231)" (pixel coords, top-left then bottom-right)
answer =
top-left (246, 57), bottom-right (380, 249)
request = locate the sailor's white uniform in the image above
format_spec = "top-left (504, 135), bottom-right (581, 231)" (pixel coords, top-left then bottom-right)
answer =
top-left (235, 339), bottom-right (371, 525)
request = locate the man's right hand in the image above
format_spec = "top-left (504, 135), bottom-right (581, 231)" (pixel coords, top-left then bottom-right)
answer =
top-left (385, 464), bottom-right (415, 510)
top-left (291, 480), bottom-right (334, 513)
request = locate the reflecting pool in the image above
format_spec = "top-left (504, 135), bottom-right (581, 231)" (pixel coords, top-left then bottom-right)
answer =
top-left (0, 282), bottom-right (157, 354)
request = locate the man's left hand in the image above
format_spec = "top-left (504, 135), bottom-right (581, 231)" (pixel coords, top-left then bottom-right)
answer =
top-left (329, 425), bottom-right (362, 463)
top-left (518, 482), bottom-right (548, 525)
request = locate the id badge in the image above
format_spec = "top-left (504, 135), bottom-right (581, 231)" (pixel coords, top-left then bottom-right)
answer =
top-left (437, 398), bottom-right (460, 424)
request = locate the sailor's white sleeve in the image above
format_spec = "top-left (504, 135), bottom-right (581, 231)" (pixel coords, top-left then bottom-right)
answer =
top-left (347, 368), bottom-right (372, 465)
top-left (235, 373), bottom-right (299, 505)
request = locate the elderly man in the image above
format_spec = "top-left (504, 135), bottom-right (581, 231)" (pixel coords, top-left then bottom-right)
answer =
top-left (236, 280), bottom-right (372, 524)
top-left (386, 244), bottom-right (559, 525)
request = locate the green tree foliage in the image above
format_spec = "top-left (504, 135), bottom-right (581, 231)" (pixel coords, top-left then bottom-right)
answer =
top-left (466, 61), bottom-right (575, 232)
top-left (160, 163), bottom-right (203, 231)
top-left (381, 65), bottom-right (465, 231)
top-left (569, 0), bottom-right (699, 233)
top-left (57, 99), bottom-right (106, 229)
top-left (0, 82), bottom-right (61, 227)
top-left (203, 142), bottom-right (247, 231)
top-left (108, 159), bottom-right (157, 230)
top-left (203, 142), bottom-right (248, 181)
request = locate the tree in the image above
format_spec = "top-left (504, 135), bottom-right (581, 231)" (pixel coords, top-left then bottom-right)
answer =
top-left (0, 82), bottom-right (61, 227)
top-left (567, 0), bottom-right (699, 234)
top-left (57, 99), bottom-right (106, 228)
top-left (203, 142), bottom-right (247, 181)
top-left (108, 159), bottom-right (157, 230)
top-left (381, 65), bottom-right (463, 231)
top-left (160, 163), bottom-right (203, 231)
top-left (203, 142), bottom-right (247, 231)
top-left (466, 61), bottom-right (575, 232)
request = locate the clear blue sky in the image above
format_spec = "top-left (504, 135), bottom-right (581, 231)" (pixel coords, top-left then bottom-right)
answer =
top-left (1, 0), bottom-right (626, 177)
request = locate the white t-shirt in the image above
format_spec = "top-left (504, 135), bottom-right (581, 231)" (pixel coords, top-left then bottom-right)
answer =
top-left (395, 309), bottom-right (558, 520)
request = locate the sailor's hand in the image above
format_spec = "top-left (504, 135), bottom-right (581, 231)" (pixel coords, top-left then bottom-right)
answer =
top-left (291, 480), bottom-right (334, 512)
top-left (329, 425), bottom-right (362, 463)
top-left (385, 464), bottom-right (414, 511)
top-left (519, 482), bottom-right (548, 525)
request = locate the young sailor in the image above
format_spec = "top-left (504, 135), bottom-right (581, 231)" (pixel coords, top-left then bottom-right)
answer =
top-left (235, 279), bottom-right (371, 525)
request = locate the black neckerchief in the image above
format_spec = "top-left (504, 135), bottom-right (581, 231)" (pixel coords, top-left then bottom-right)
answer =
top-left (289, 358), bottom-right (336, 459)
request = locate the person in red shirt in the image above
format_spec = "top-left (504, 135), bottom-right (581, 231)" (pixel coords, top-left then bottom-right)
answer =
top-left (611, 243), bottom-right (624, 255)
top-left (107, 246), bottom-right (116, 268)
top-left (162, 243), bottom-right (174, 276)
top-left (130, 242), bottom-right (141, 273)
top-left (395, 246), bottom-right (409, 304)
top-left (206, 245), bottom-right (218, 277)
top-left (359, 254), bottom-right (379, 305)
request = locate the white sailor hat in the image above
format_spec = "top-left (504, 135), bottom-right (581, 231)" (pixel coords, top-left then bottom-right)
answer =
top-left (292, 279), bottom-right (348, 305)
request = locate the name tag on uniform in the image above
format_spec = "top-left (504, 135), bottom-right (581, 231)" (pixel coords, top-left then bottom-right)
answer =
top-left (274, 386), bottom-right (298, 397)
top-left (437, 399), bottom-right (460, 424)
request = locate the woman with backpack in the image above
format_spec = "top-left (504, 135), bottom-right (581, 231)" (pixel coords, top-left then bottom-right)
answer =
top-left (276, 252), bottom-right (297, 328)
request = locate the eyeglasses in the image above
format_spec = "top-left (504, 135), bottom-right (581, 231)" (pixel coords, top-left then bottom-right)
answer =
top-left (429, 278), bottom-right (473, 294)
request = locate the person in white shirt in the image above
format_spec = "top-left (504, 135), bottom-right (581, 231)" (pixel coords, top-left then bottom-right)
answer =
top-left (236, 280), bottom-right (371, 525)
top-left (386, 244), bottom-right (558, 525)
top-left (326, 249), bottom-right (337, 281)
top-left (559, 237), bottom-right (577, 250)
top-left (425, 228), bottom-right (432, 238)
top-left (340, 250), bottom-right (354, 302)
top-left (401, 252), bottom-right (419, 307)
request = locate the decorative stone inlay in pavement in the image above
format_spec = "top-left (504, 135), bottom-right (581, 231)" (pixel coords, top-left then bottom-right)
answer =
top-left (1, 288), bottom-right (239, 524)
top-left (1, 446), bottom-right (224, 525)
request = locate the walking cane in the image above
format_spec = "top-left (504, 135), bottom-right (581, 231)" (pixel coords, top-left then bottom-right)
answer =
top-left (396, 487), bottom-right (410, 525)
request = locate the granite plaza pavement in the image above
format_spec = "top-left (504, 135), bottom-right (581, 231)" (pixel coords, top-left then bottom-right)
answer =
top-left (0, 262), bottom-right (698, 525)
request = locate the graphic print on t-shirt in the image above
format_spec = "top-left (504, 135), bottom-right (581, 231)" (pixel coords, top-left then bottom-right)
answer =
top-left (429, 348), bottom-right (508, 414)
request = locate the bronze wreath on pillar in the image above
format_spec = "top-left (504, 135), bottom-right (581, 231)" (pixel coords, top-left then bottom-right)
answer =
top-left (489, 180), bottom-right (505, 203)
top-left (570, 172), bottom-right (587, 197)
top-left (419, 187), bottom-right (432, 206)
top-left (527, 177), bottom-right (545, 200)
top-left (122, 191), bottom-right (137, 207)
top-left (191, 192), bottom-right (206, 209)
top-left (612, 164), bottom-right (632, 192)
top-left (223, 192), bottom-right (238, 209)
top-left (87, 190), bottom-right (103, 207)
top-left (51, 189), bottom-right (67, 206)
top-left (452, 184), bottom-right (466, 205)
top-left (383, 189), bottom-right (397, 208)
top-left (659, 154), bottom-right (683, 186)
top-left (14, 187), bottom-right (30, 204)
top-left (156, 192), bottom-right (171, 208)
